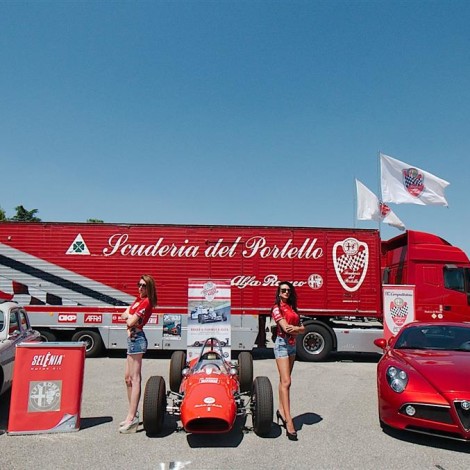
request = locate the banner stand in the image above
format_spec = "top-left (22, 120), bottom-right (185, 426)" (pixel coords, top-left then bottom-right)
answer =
top-left (8, 342), bottom-right (86, 435)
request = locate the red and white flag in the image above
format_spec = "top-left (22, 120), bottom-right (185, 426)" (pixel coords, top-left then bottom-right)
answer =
top-left (356, 179), bottom-right (405, 231)
top-left (380, 153), bottom-right (449, 206)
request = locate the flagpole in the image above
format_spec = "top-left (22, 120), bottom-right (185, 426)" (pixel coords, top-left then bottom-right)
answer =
top-left (377, 151), bottom-right (381, 235)
top-left (353, 177), bottom-right (357, 228)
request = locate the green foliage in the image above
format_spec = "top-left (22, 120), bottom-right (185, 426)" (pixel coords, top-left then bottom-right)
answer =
top-left (11, 205), bottom-right (41, 222)
top-left (87, 218), bottom-right (104, 223)
top-left (0, 207), bottom-right (6, 221)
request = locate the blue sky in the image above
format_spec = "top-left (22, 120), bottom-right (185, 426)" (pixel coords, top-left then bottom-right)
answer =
top-left (2, 1), bottom-right (470, 253)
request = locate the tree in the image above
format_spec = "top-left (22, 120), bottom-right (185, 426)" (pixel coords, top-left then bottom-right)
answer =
top-left (0, 207), bottom-right (6, 221)
top-left (87, 218), bottom-right (104, 223)
top-left (11, 205), bottom-right (41, 222)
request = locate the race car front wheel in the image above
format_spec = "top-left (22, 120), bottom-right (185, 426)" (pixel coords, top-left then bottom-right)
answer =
top-left (143, 375), bottom-right (166, 435)
top-left (238, 351), bottom-right (253, 393)
top-left (251, 376), bottom-right (273, 437)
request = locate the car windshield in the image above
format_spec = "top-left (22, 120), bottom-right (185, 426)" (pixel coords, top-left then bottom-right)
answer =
top-left (395, 325), bottom-right (470, 351)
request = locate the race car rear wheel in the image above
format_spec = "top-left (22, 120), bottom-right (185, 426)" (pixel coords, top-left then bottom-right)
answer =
top-left (252, 376), bottom-right (273, 437)
top-left (169, 350), bottom-right (186, 392)
top-left (238, 351), bottom-right (253, 393)
top-left (143, 375), bottom-right (166, 435)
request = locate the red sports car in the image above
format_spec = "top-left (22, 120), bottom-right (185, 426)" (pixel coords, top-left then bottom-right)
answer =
top-left (142, 337), bottom-right (273, 437)
top-left (374, 322), bottom-right (470, 441)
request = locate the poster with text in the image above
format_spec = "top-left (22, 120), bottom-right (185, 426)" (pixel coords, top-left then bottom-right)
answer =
top-left (163, 314), bottom-right (182, 340)
top-left (383, 285), bottom-right (415, 341)
top-left (187, 279), bottom-right (231, 360)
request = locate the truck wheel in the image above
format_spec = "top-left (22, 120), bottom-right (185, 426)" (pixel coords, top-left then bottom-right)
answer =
top-left (296, 324), bottom-right (333, 362)
top-left (71, 330), bottom-right (103, 358)
top-left (238, 351), bottom-right (253, 393)
top-left (169, 350), bottom-right (186, 392)
top-left (38, 330), bottom-right (57, 342)
top-left (143, 375), bottom-right (166, 436)
top-left (251, 376), bottom-right (273, 437)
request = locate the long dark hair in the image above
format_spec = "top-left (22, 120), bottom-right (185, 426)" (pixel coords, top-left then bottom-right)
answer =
top-left (141, 274), bottom-right (158, 308)
top-left (274, 281), bottom-right (298, 312)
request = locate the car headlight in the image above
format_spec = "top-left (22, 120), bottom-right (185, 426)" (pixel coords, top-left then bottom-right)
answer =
top-left (386, 366), bottom-right (408, 393)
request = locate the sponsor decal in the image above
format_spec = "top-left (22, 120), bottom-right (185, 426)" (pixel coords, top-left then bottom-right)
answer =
top-left (28, 380), bottom-right (62, 412)
top-left (333, 238), bottom-right (369, 292)
top-left (203, 397), bottom-right (216, 404)
top-left (84, 314), bottom-right (103, 323)
top-left (66, 234), bottom-right (91, 255)
top-left (31, 352), bottom-right (65, 369)
top-left (199, 378), bottom-right (219, 384)
top-left (112, 314), bottom-right (127, 324)
top-left (58, 313), bottom-right (77, 323)
top-left (402, 167), bottom-right (424, 198)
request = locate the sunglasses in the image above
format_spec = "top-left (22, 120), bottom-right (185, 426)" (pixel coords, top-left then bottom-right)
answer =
top-left (280, 288), bottom-right (290, 294)
top-left (137, 283), bottom-right (147, 288)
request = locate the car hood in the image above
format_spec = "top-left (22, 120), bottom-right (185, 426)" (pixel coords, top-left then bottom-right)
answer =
top-left (392, 349), bottom-right (470, 393)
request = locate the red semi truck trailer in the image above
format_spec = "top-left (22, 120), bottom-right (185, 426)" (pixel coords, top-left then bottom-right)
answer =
top-left (1, 222), bottom-right (469, 361)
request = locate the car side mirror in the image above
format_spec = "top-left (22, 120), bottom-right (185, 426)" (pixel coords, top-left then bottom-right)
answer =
top-left (374, 338), bottom-right (387, 349)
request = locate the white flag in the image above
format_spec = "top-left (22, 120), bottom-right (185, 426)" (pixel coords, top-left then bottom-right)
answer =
top-left (356, 179), bottom-right (405, 230)
top-left (381, 153), bottom-right (449, 206)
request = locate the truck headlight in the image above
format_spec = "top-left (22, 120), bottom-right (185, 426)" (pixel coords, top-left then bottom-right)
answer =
top-left (386, 366), bottom-right (408, 393)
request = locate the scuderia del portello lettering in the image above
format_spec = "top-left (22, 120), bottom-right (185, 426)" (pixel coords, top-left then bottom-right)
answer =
top-left (102, 234), bottom-right (323, 260)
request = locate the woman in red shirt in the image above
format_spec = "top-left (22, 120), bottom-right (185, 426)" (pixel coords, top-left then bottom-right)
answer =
top-left (118, 274), bottom-right (157, 433)
top-left (271, 281), bottom-right (305, 440)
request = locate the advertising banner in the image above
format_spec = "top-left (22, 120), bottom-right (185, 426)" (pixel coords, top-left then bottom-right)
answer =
top-left (187, 279), bottom-right (231, 360)
top-left (383, 285), bottom-right (416, 341)
top-left (8, 342), bottom-right (86, 435)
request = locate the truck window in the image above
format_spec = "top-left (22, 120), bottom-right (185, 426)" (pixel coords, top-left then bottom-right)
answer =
top-left (444, 268), bottom-right (465, 293)
top-left (0, 311), bottom-right (4, 332)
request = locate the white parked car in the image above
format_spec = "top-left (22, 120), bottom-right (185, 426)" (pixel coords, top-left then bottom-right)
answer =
top-left (0, 301), bottom-right (40, 395)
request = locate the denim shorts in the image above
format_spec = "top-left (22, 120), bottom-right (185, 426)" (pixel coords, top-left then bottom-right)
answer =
top-left (274, 336), bottom-right (296, 359)
top-left (127, 331), bottom-right (148, 355)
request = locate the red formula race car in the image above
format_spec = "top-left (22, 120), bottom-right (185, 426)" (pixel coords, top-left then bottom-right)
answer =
top-left (374, 322), bottom-right (470, 442)
top-left (142, 337), bottom-right (273, 437)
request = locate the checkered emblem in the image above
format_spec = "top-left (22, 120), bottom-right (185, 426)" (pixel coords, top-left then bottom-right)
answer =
top-left (402, 167), bottom-right (424, 198)
top-left (332, 238), bottom-right (369, 292)
top-left (390, 297), bottom-right (409, 326)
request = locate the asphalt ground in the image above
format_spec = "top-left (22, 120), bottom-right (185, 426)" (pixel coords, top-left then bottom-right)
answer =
top-left (1, 348), bottom-right (470, 470)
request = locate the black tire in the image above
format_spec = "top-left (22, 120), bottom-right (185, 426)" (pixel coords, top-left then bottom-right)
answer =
top-left (38, 330), bottom-right (57, 342)
top-left (71, 330), bottom-right (103, 358)
top-left (238, 351), bottom-right (253, 393)
top-left (222, 315), bottom-right (227, 321)
top-left (198, 314), bottom-right (203, 324)
top-left (169, 350), bottom-right (186, 392)
top-left (143, 376), bottom-right (166, 435)
top-left (252, 376), bottom-right (273, 437)
top-left (296, 323), bottom-right (333, 362)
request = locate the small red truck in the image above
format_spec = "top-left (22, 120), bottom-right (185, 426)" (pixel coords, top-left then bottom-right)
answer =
top-left (1, 222), bottom-right (469, 360)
